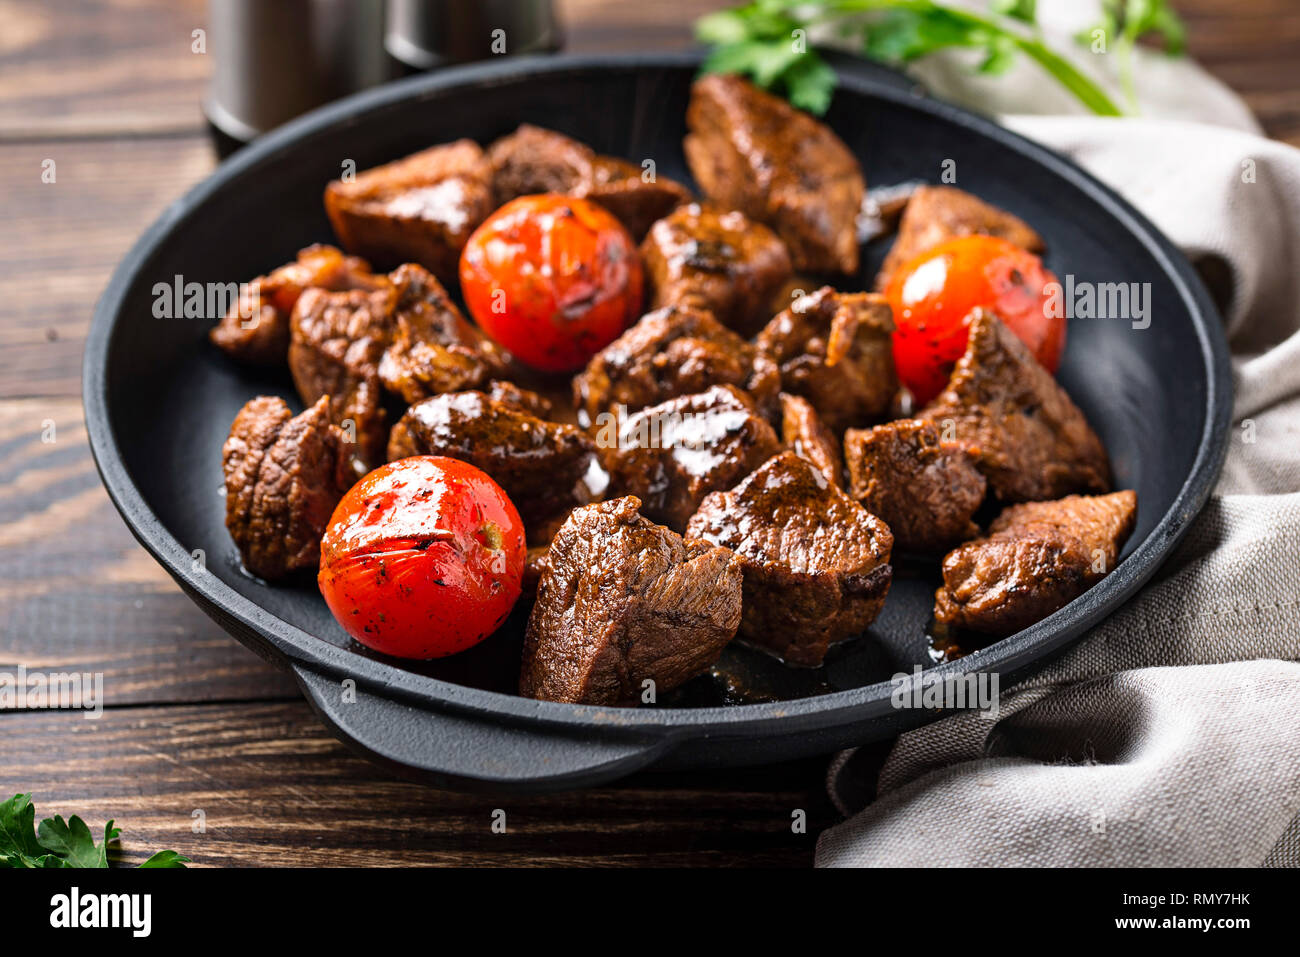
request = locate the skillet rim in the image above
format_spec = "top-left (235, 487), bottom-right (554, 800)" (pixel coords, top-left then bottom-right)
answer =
top-left (83, 51), bottom-right (1232, 738)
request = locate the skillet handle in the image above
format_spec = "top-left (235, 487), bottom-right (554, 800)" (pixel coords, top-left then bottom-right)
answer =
top-left (291, 665), bottom-right (670, 791)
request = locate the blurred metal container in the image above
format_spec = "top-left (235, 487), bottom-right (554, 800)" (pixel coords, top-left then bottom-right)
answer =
top-left (386, 0), bottom-right (562, 70)
top-left (204, 0), bottom-right (396, 146)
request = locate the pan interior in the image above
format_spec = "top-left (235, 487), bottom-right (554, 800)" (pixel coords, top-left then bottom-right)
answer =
top-left (103, 62), bottom-right (1206, 708)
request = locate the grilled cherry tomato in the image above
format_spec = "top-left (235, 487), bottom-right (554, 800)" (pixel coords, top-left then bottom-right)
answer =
top-left (318, 456), bottom-right (525, 659)
top-left (459, 194), bottom-right (643, 373)
top-left (885, 235), bottom-right (1064, 406)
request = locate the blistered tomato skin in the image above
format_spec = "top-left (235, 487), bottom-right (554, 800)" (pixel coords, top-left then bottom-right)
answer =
top-left (318, 456), bottom-right (526, 659)
top-left (885, 234), bottom-right (1064, 407)
top-left (459, 194), bottom-right (644, 373)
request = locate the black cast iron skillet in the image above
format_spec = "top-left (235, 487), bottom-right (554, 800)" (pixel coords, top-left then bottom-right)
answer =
top-left (85, 53), bottom-right (1231, 792)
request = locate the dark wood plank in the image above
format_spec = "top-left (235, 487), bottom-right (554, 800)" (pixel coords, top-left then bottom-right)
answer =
top-left (1, 701), bottom-right (832, 867)
top-left (0, 397), bottom-right (298, 705)
top-left (0, 0), bottom-right (209, 138)
top-left (0, 136), bottom-right (216, 398)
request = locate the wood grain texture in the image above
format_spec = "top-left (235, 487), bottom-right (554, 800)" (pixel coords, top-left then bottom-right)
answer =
top-left (0, 398), bottom-right (298, 704)
top-left (1, 0), bottom-right (1296, 867)
top-left (0, 137), bottom-right (216, 398)
top-left (1, 702), bottom-right (833, 867)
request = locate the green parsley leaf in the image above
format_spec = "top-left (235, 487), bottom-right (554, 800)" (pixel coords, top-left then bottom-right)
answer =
top-left (0, 793), bottom-right (188, 868)
top-left (37, 814), bottom-right (118, 869)
top-left (991, 0), bottom-right (1037, 25)
top-left (140, 849), bottom-right (191, 868)
top-left (695, 0), bottom-right (1156, 117)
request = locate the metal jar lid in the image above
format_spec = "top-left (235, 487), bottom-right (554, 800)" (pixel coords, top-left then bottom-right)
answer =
top-left (385, 0), bottom-right (562, 70)
top-left (204, 0), bottom-right (396, 144)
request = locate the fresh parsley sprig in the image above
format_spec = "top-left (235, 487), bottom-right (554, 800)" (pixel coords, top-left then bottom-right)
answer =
top-left (0, 793), bottom-right (189, 869)
top-left (697, 0), bottom-right (1187, 116)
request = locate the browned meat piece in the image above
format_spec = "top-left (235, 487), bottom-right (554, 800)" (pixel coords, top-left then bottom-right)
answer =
top-left (780, 393), bottom-right (843, 488)
top-left (755, 286), bottom-right (897, 434)
top-left (767, 273), bottom-right (822, 317)
top-left (685, 451), bottom-right (893, 667)
top-left (222, 396), bottom-right (352, 580)
top-left (684, 74), bottom-right (864, 275)
top-left (921, 310), bottom-right (1111, 502)
top-left (485, 380), bottom-right (554, 420)
top-left (387, 390), bottom-right (600, 535)
top-left (488, 124), bottom-right (691, 238)
top-left (602, 385), bottom-right (782, 532)
top-left (209, 245), bottom-right (381, 366)
top-left (519, 497), bottom-right (743, 705)
top-left (933, 490), bottom-right (1137, 638)
top-left (875, 185), bottom-right (1045, 291)
top-left (376, 263), bottom-right (508, 404)
top-left (844, 419), bottom-right (986, 553)
top-left (324, 140), bottom-right (495, 284)
top-left (288, 282), bottom-right (397, 470)
top-left (521, 544), bottom-right (553, 598)
top-left (581, 155), bottom-right (694, 240)
top-left (640, 203), bottom-right (792, 334)
top-left (573, 305), bottom-right (780, 428)
top-left (489, 124), bottom-right (591, 197)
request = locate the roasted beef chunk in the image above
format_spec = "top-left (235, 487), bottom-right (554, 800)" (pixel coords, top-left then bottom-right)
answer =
top-left (640, 203), bottom-right (792, 334)
top-left (485, 380), bottom-right (554, 419)
top-left (288, 282), bottom-right (397, 470)
top-left (756, 286), bottom-right (897, 434)
top-left (921, 310), bottom-right (1111, 502)
top-left (780, 393), bottom-right (843, 488)
top-left (222, 396), bottom-right (351, 580)
top-left (209, 245), bottom-right (381, 366)
top-left (387, 390), bottom-right (600, 534)
top-left (488, 124), bottom-right (691, 238)
top-left (876, 185), bottom-right (1045, 291)
top-left (844, 419), bottom-right (986, 553)
top-left (519, 497), bottom-right (743, 705)
top-left (324, 140), bottom-right (495, 284)
top-left (376, 263), bottom-right (508, 403)
top-left (573, 305), bottom-right (780, 427)
top-left (602, 385), bottom-right (782, 532)
top-left (521, 544), bottom-right (553, 598)
top-left (933, 490), bottom-right (1137, 638)
top-left (685, 451), bottom-right (893, 667)
top-left (684, 74), bottom-right (864, 275)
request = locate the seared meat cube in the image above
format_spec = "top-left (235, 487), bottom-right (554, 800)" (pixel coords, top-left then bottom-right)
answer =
top-left (377, 263), bottom-right (508, 403)
top-left (288, 282), bottom-right (397, 470)
top-left (921, 310), bottom-right (1111, 502)
top-left (876, 185), bottom-right (1045, 291)
top-left (488, 124), bottom-right (691, 238)
top-left (685, 451), bottom-right (893, 667)
top-left (933, 490), bottom-right (1137, 638)
top-left (485, 380), bottom-right (554, 420)
top-left (222, 396), bottom-right (351, 580)
top-left (602, 385), bottom-right (782, 532)
top-left (755, 286), bottom-right (897, 434)
top-left (324, 140), bottom-right (495, 284)
top-left (780, 393), bottom-right (843, 488)
top-left (844, 419), bottom-right (986, 553)
top-left (684, 74), bottom-right (864, 274)
top-left (519, 497), bottom-right (743, 705)
top-left (581, 154), bottom-right (694, 240)
top-left (489, 124), bottom-right (591, 198)
top-left (387, 390), bottom-right (600, 535)
top-left (209, 244), bottom-right (381, 366)
top-left (573, 305), bottom-right (780, 427)
top-left (521, 544), bottom-right (553, 599)
top-left (640, 203), bottom-right (792, 335)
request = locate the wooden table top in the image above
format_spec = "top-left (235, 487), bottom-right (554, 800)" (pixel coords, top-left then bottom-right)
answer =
top-left (2, 0), bottom-right (1297, 867)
